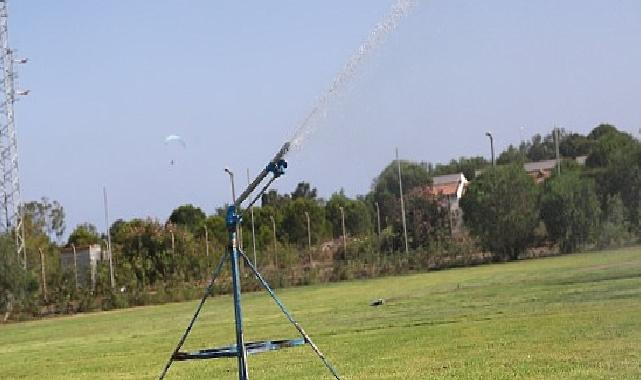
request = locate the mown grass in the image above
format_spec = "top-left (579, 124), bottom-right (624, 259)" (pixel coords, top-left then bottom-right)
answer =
top-left (2, 247), bottom-right (641, 379)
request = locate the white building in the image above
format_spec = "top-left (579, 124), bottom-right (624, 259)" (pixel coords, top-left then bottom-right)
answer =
top-left (60, 244), bottom-right (108, 289)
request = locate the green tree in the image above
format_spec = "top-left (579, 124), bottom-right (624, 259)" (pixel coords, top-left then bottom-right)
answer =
top-left (540, 171), bottom-right (600, 253)
top-left (0, 235), bottom-right (37, 321)
top-left (168, 204), bottom-right (206, 234)
top-left (280, 197), bottom-right (329, 246)
top-left (497, 144), bottom-right (527, 165)
top-left (325, 191), bottom-right (372, 238)
top-left (432, 156), bottom-right (489, 180)
top-left (405, 193), bottom-right (450, 249)
top-left (461, 165), bottom-right (540, 259)
top-left (559, 133), bottom-right (592, 158)
top-left (67, 223), bottom-right (101, 247)
top-left (291, 182), bottom-right (318, 200)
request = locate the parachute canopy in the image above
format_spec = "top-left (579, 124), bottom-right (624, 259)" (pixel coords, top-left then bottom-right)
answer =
top-left (164, 134), bottom-right (186, 148)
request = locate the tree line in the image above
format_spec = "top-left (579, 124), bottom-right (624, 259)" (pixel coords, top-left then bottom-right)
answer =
top-left (1, 123), bottom-right (639, 321)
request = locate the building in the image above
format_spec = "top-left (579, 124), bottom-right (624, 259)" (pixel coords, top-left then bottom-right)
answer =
top-left (412, 173), bottom-right (469, 235)
top-left (60, 244), bottom-right (108, 289)
top-left (523, 159), bottom-right (558, 184)
top-left (523, 156), bottom-right (588, 184)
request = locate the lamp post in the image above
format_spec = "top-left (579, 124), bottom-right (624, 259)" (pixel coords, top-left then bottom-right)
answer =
top-left (396, 148), bottom-right (409, 255)
top-left (485, 132), bottom-right (495, 166)
top-left (304, 211), bottom-right (312, 264)
top-left (339, 206), bottom-right (347, 257)
top-left (269, 215), bottom-right (277, 269)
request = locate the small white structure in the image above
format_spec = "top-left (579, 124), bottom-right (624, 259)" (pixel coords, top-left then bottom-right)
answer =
top-left (60, 244), bottom-right (108, 290)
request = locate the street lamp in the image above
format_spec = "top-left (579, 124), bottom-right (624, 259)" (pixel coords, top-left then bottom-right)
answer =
top-left (485, 132), bottom-right (495, 166)
top-left (339, 206), bottom-right (347, 258)
top-left (304, 211), bottom-right (312, 264)
top-left (224, 167), bottom-right (236, 204)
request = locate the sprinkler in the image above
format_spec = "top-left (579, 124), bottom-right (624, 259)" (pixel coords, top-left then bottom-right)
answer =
top-left (158, 141), bottom-right (341, 380)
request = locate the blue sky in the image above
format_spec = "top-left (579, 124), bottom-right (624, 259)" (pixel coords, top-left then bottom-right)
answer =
top-left (9, 0), bottom-right (641, 237)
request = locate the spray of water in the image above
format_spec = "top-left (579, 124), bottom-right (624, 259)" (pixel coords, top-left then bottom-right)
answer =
top-left (288, 0), bottom-right (416, 151)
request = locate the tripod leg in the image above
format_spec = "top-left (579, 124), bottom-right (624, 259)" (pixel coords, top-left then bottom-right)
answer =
top-left (159, 251), bottom-right (228, 380)
top-left (238, 249), bottom-right (342, 380)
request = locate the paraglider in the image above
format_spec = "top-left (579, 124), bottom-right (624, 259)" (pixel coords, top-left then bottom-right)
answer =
top-left (164, 135), bottom-right (186, 166)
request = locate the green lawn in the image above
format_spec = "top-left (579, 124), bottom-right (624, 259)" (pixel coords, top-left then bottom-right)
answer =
top-left (2, 248), bottom-right (641, 379)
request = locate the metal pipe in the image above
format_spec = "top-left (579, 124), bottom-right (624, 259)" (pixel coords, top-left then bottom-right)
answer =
top-left (230, 229), bottom-right (249, 380)
top-left (235, 142), bottom-right (290, 208)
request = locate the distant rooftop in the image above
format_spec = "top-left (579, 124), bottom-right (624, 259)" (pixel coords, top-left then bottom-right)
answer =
top-left (432, 173), bottom-right (465, 185)
top-left (523, 159), bottom-right (557, 173)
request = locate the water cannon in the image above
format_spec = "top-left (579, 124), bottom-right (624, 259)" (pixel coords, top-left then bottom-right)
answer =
top-left (234, 141), bottom-right (290, 208)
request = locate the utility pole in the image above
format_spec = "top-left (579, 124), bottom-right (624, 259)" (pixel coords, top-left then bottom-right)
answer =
top-left (103, 187), bottom-right (114, 288)
top-left (339, 206), bottom-right (347, 258)
top-left (396, 148), bottom-right (409, 255)
top-left (247, 169), bottom-right (257, 265)
top-left (0, 1), bottom-right (28, 267)
top-left (485, 132), bottom-right (495, 167)
top-left (269, 215), bottom-right (277, 269)
top-left (204, 225), bottom-right (209, 257)
top-left (71, 243), bottom-right (78, 289)
top-left (374, 201), bottom-right (381, 236)
top-left (39, 248), bottom-right (47, 302)
top-left (554, 126), bottom-right (561, 176)
top-left (304, 211), bottom-right (312, 264)
top-left (169, 226), bottom-right (175, 254)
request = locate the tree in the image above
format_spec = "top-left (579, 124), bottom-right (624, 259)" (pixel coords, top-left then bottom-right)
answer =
top-left (497, 145), bottom-right (526, 165)
top-left (0, 235), bottom-right (37, 321)
top-left (585, 124), bottom-right (641, 227)
top-left (460, 165), bottom-right (540, 259)
top-left (370, 160), bottom-right (431, 241)
top-left (168, 204), bottom-right (206, 234)
top-left (432, 156), bottom-right (489, 180)
top-left (405, 193), bottom-right (450, 249)
top-left (540, 171), bottom-right (600, 253)
top-left (325, 191), bottom-right (372, 238)
top-left (291, 182), bottom-right (318, 200)
top-left (559, 133), bottom-right (592, 158)
top-left (372, 160), bottom-right (431, 199)
top-left (22, 197), bottom-right (66, 241)
top-left (67, 223), bottom-right (101, 247)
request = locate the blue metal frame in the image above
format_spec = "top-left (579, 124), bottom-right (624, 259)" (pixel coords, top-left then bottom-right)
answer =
top-left (159, 151), bottom-right (342, 380)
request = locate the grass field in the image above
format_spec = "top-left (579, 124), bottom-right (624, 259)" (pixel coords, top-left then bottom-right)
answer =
top-left (2, 248), bottom-right (641, 379)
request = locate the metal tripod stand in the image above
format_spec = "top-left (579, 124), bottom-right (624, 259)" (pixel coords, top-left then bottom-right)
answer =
top-left (159, 144), bottom-right (341, 380)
